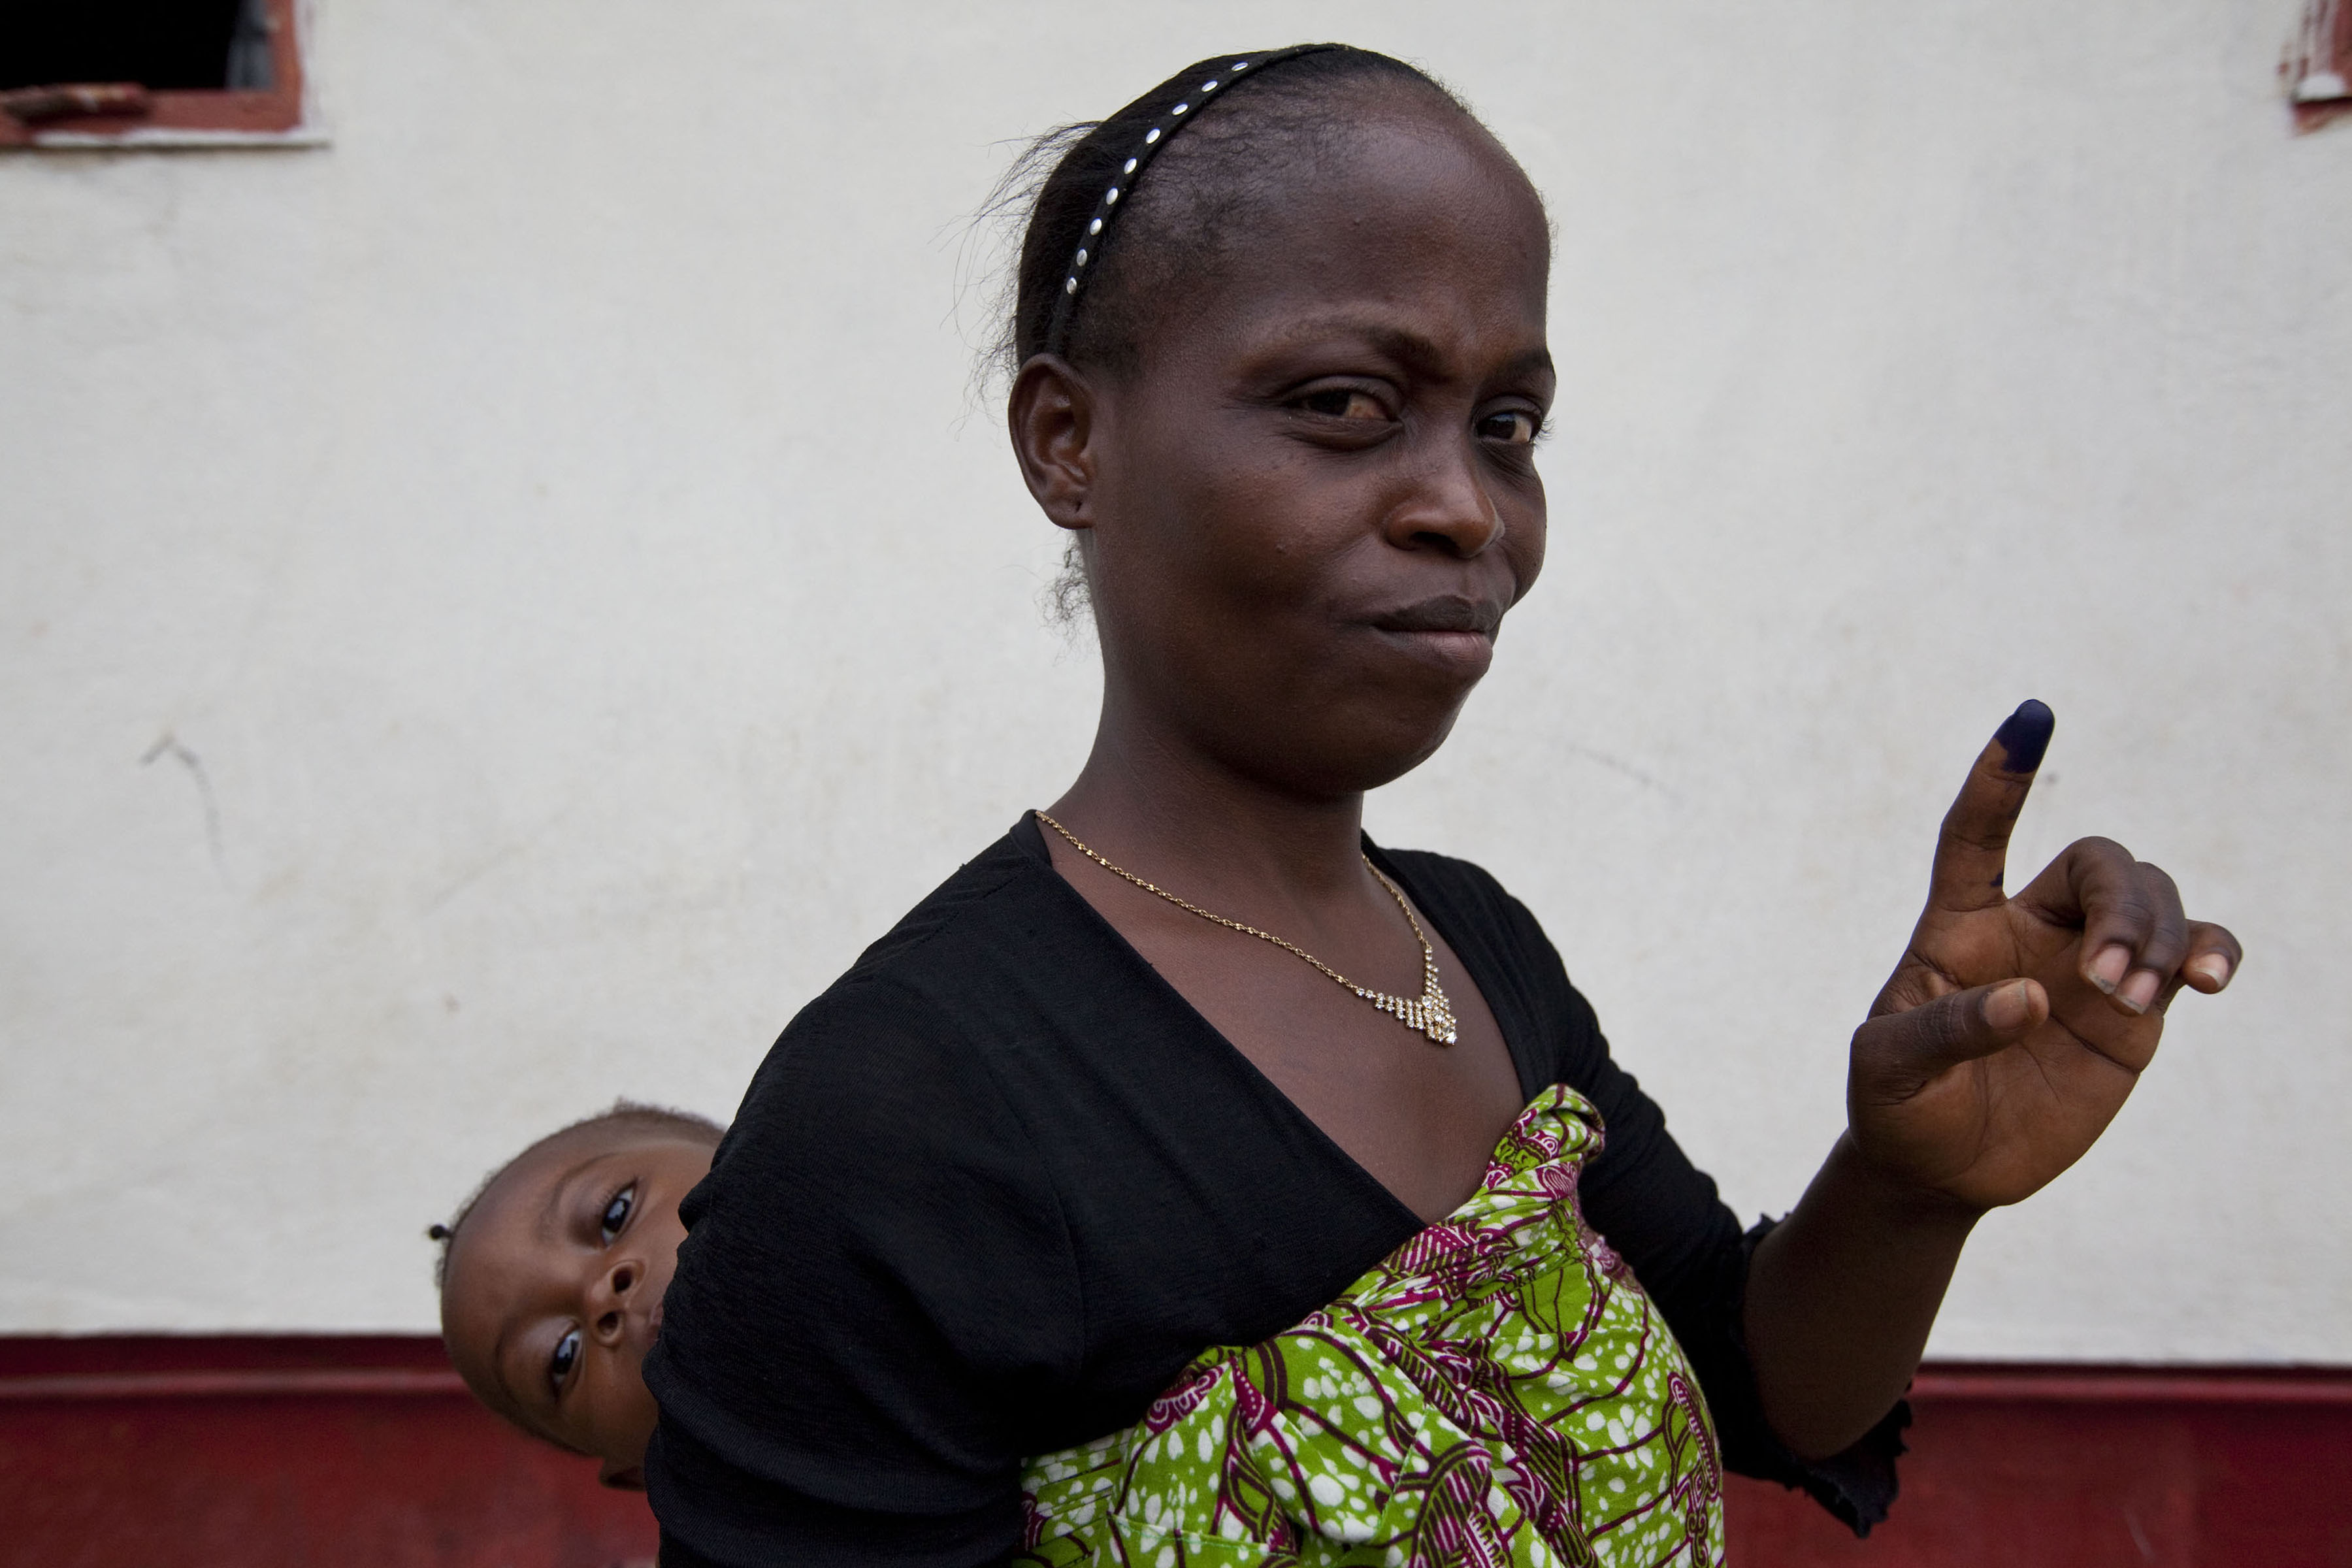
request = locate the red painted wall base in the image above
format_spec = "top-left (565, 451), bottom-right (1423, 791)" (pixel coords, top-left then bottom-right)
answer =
top-left (2, 1339), bottom-right (2347, 1567)
top-left (1729, 1367), bottom-right (2352, 1567)
top-left (0, 1337), bottom-right (655, 1568)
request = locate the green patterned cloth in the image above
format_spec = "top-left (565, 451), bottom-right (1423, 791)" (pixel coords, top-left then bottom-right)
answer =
top-left (1015, 1085), bottom-right (1725, 1567)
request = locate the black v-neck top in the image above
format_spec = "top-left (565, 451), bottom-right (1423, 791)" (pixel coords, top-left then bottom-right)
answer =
top-left (644, 818), bottom-right (1901, 1566)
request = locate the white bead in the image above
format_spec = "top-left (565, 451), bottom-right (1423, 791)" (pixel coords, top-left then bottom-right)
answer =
top-left (1088, 218), bottom-right (1102, 235)
top-left (1144, 127), bottom-right (1161, 143)
top-left (1075, 248), bottom-right (1088, 265)
top-left (1203, 80), bottom-right (1218, 91)
top-left (1123, 157), bottom-right (1137, 174)
top-left (1065, 278), bottom-right (1077, 293)
top-left (1172, 103), bottom-right (1189, 114)
top-left (1233, 61), bottom-right (1249, 70)
top-left (1105, 186), bottom-right (1119, 203)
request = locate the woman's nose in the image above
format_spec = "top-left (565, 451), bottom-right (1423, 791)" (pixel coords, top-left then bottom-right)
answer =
top-left (1382, 440), bottom-right (1502, 557)
top-left (589, 1258), bottom-right (640, 1345)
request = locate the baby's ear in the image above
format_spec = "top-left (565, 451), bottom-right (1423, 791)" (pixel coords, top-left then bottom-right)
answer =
top-left (598, 1458), bottom-right (647, 1491)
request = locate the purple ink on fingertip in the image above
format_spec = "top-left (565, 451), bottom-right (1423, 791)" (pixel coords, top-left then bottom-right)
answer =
top-left (1992, 699), bottom-right (2054, 772)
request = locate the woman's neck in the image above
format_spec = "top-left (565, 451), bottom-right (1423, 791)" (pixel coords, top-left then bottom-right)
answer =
top-left (1045, 701), bottom-right (1372, 911)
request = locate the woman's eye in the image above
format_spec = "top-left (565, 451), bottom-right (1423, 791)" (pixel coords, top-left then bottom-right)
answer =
top-left (549, 1328), bottom-right (581, 1396)
top-left (599, 1184), bottom-right (635, 1245)
top-left (1298, 388), bottom-right (1387, 421)
top-left (1478, 410), bottom-right (1540, 446)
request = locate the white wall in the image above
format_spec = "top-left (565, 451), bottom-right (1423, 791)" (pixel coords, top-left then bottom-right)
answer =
top-left (2, 1), bottom-right (2344, 1358)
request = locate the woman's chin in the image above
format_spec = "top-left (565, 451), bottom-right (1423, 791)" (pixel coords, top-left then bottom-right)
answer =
top-left (1249, 704), bottom-right (1471, 798)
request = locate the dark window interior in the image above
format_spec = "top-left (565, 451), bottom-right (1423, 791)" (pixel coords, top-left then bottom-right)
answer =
top-left (0, 1), bottom-right (269, 93)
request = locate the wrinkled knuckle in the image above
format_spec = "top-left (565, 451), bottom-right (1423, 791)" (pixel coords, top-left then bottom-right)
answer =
top-left (1921, 993), bottom-right (1974, 1056)
top-left (2093, 887), bottom-right (2157, 937)
top-left (1940, 822), bottom-right (2009, 855)
top-left (2137, 861), bottom-right (2185, 909)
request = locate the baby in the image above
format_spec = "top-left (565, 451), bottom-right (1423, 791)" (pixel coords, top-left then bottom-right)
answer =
top-left (429, 1101), bottom-right (721, 1490)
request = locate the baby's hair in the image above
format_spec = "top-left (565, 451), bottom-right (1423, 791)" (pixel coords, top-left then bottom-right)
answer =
top-left (425, 1100), bottom-right (724, 1288)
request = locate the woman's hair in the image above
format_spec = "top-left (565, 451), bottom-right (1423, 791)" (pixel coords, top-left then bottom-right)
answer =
top-left (425, 1100), bottom-right (724, 1288)
top-left (990, 44), bottom-right (1482, 383)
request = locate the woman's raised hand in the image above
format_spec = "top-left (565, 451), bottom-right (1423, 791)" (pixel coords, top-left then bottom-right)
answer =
top-left (1844, 702), bottom-right (2241, 1213)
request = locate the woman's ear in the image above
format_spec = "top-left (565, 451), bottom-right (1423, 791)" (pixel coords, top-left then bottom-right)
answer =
top-left (1007, 353), bottom-right (1098, 533)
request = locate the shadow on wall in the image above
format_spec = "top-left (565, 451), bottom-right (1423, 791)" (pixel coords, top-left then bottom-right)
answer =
top-left (3, 1340), bottom-right (2350, 1566)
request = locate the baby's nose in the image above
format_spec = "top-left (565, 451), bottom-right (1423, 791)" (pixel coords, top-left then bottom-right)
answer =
top-left (592, 1259), bottom-right (640, 1342)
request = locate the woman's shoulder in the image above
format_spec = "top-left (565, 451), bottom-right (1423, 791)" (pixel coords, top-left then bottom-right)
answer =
top-left (730, 815), bottom-right (1134, 1149)
top-left (786, 819), bottom-right (1090, 1033)
top-left (701, 830), bottom-right (1083, 1249)
top-left (832, 822), bottom-right (1057, 987)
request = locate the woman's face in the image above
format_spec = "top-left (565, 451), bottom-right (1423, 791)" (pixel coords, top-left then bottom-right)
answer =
top-left (1019, 90), bottom-right (1555, 796)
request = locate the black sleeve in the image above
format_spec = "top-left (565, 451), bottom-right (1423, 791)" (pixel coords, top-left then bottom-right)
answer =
top-left (1442, 864), bottom-right (1909, 1535)
top-left (641, 977), bottom-right (1080, 1568)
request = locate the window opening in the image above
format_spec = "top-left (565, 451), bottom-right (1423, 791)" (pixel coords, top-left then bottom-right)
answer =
top-left (0, 0), bottom-right (307, 146)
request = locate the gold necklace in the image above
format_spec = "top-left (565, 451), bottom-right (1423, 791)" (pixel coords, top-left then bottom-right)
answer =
top-left (1034, 810), bottom-right (1460, 1045)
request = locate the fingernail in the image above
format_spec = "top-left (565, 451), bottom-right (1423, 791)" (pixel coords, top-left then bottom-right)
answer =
top-left (2087, 943), bottom-right (2131, 994)
top-left (1993, 699), bottom-right (2055, 773)
top-left (2187, 953), bottom-right (2232, 988)
top-left (1984, 980), bottom-right (2035, 1031)
top-left (2116, 969), bottom-right (2161, 1015)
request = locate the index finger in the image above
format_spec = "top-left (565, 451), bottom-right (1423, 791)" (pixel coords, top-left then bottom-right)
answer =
top-left (1925, 700), bottom-right (2055, 916)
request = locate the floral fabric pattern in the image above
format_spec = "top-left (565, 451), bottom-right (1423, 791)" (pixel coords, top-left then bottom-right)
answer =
top-left (1016, 1085), bottom-right (1725, 1568)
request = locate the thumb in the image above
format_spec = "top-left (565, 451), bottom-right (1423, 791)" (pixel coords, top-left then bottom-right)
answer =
top-left (1852, 979), bottom-right (2048, 1101)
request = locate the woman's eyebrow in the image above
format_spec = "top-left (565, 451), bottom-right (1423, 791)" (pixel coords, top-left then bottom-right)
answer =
top-left (1254, 316), bottom-right (1552, 382)
top-left (1499, 345), bottom-right (1556, 381)
top-left (1254, 316), bottom-right (1443, 372)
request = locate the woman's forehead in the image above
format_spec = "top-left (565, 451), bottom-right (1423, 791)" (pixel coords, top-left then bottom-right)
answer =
top-left (1152, 108), bottom-right (1546, 344)
top-left (1281, 113), bottom-right (1537, 249)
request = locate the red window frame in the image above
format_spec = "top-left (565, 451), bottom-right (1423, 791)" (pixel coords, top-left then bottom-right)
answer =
top-left (0, 0), bottom-right (309, 149)
top-left (2289, 0), bottom-right (2352, 132)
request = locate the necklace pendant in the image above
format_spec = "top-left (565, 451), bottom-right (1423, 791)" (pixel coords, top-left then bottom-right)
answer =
top-left (1359, 985), bottom-right (1456, 1045)
top-left (1420, 986), bottom-right (1459, 1045)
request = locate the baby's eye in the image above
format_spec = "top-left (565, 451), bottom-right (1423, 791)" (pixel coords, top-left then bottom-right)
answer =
top-left (599, 1184), bottom-right (635, 1245)
top-left (1297, 388), bottom-right (1388, 421)
top-left (1477, 409), bottom-right (1540, 446)
top-left (549, 1328), bottom-right (581, 1396)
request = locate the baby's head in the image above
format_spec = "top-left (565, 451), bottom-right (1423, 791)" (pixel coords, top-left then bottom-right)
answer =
top-left (430, 1101), bottom-right (722, 1489)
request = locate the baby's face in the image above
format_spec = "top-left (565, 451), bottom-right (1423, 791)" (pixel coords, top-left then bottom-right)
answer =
top-left (440, 1126), bottom-right (713, 1487)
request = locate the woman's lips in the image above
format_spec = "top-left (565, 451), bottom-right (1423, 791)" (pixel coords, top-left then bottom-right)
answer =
top-left (1372, 625), bottom-right (1494, 675)
top-left (1365, 598), bottom-right (1502, 676)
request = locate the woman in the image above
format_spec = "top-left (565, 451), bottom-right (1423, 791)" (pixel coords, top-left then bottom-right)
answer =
top-left (642, 46), bottom-right (2239, 1565)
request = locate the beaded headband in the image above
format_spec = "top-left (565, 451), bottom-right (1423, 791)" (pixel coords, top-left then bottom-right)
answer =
top-left (1042, 43), bottom-right (1341, 357)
